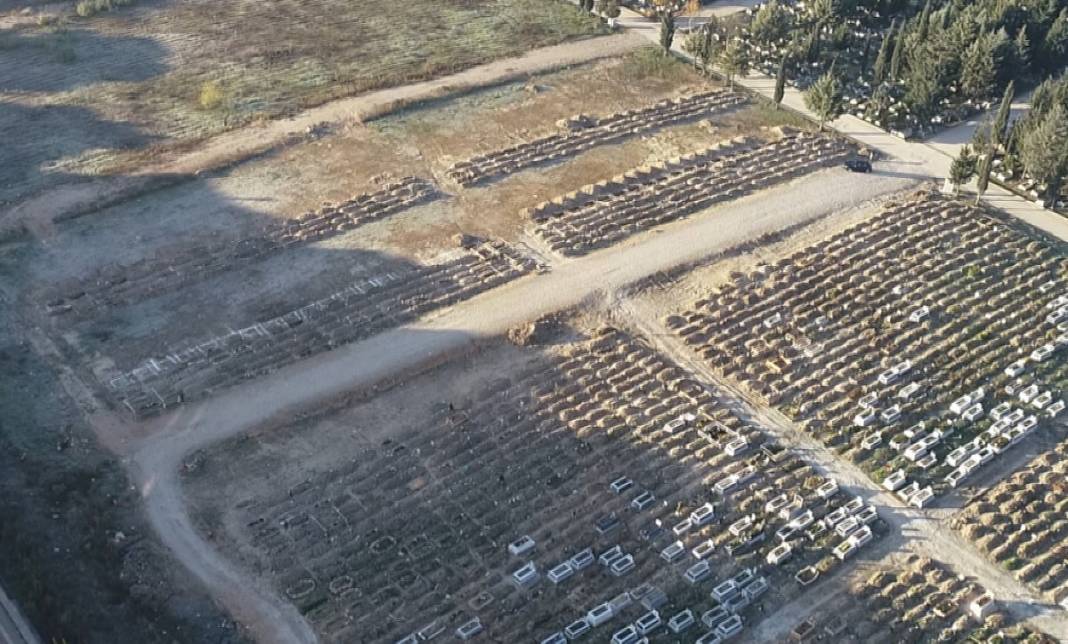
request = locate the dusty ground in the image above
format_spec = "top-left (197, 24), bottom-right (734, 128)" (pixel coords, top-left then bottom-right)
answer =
top-left (15, 49), bottom-right (804, 394)
top-left (0, 291), bottom-right (245, 643)
top-left (0, 45), bottom-right (838, 642)
top-left (0, 0), bottom-right (605, 203)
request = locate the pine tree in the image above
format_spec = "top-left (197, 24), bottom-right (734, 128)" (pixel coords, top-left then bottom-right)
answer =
top-left (975, 144), bottom-right (993, 203)
top-left (961, 35), bottom-right (996, 101)
top-left (872, 21), bottom-right (894, 85)
top-left (700, 24), bottom-right (720, 71)
top-left (803, 70), bottom-right (842, 130)
top-left (916, 0), bottom-right (932, 42)
top-left (773, 55), bottom-right (788, 108)
top-left (750, 0), bottom-right (792, 46)
top-left (992, 81), bottom-right (1015, 148)
top-left (949, 144), bottom-right (977, 193)
top-left (720, 38), bottom-right (750, 89)
top-left (905, 59), bottom-right (941, 120)
top-left (1043, 9), bottom-right (1068, 72)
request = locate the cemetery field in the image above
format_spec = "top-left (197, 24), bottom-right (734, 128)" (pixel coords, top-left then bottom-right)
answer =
top-left (641, 191), bottom-right (1068, 505)
top-left (0, 0), bottom-right (605, 203)
top-left (13, 21), bottom-right (1068, 640)
top-left (181, 314), bottom-right (893, 643)
top-left (775, 551), bottom-right (1056, 644)
top-left (12, 49), bottom-right (809, 420)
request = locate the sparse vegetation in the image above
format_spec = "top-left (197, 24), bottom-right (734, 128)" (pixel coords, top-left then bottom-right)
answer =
top-left (198, 81), bottom-right (224, 111)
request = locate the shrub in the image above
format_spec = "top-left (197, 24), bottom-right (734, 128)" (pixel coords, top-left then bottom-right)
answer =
top-left (198, 81), bottom-right (224, 110)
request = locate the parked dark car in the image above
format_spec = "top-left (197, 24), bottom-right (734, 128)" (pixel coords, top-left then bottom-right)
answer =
top-left (845, 158), bottom-right (873, 173)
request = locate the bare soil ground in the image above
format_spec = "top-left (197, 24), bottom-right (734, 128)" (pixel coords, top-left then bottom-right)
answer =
top-left (0, 289), bottom-right (245, 643)
top-left (0, 0), bottom-right (604, 204)
top-left (14, 50), bottom-right (804, 407)
top-left (0, 46), bottom-right (834, 641)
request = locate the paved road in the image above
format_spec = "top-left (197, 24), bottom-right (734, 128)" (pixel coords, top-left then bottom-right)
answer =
top-left (0, 584), bottom-right (39, 644)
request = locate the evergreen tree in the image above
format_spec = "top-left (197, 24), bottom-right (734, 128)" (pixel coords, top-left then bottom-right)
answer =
top-left (803, 69), bottom-right (842, 129)
top-left (872, 21), bottom-right (895, 85)
top-left (1014, 26), bottom-right (1031, 71)
top-left (992, 81), bottom-right (1015, 147)
top-left (905, 59), bottom-right (942, 120)
top-left (700, 24), bottom-right (720, 71)
top-left (750, 0), bottom-right (792, 46)
top-left (774, 55), bottom-right (788, 108)
top-left (975, 143), bottom-right (994, 203)
top-left (949, 144), bottom-right (977, 193)
top-left (1019, 104), bottom-right (1068, 205)
top-left (659, 7), bottom-right (676, 55)
top-left (1043, 9), bottom-right (1068, 72)
top-left (916, 0), bottom-right (932, 42)
top-left (720, 38), bottom-right (750, 89)
top-left (961, 35), bottom-right (996, 100)
top-left (889, 23), bottom-right (906, 80)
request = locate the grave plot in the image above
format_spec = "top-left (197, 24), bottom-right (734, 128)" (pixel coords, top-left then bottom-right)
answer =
top-left (787, 554), bottom-right (1055, 644)
top-left (529, 131), bottom-right (852, 256)
top-left (953, 439), bottom-right (1068, 607)
top-left (666, 194), bottom-right (1068, 498)
top-left (200, 326), bottom-right (883, 643)
top-left (444, 89), bottom-right (746, 187)
top-left (107, 241), bottom-right (537, 417)
top-left (43, 177), bottom-right (438, 319)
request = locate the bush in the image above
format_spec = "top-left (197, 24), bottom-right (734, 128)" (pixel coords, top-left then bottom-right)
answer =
top-left (198, 81), bottom-right (224, 110)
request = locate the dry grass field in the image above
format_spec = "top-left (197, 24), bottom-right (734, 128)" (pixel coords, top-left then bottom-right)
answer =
top-left (0, 0), bottom-right (604, 203)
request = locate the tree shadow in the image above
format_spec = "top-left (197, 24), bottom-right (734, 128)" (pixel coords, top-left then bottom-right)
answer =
top-left (0, 26), bottom-right (168, 204)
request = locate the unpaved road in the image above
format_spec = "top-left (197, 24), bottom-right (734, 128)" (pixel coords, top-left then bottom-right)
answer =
top-left (622, 297), bottom-right (1068, 642)
top-left (1, 31), bottom-right (646, 238)
top-left (121, 165), bottom-right (918, 643)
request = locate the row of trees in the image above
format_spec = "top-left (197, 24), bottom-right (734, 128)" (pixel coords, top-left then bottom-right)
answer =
top-left (951, 74), bottom-right (1068, 204)
top-left (736, 0), bottom-right (1068, 127)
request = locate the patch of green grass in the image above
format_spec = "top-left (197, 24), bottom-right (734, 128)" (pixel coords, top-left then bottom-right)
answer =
top-left (620, 46), bottom-right (695, 83)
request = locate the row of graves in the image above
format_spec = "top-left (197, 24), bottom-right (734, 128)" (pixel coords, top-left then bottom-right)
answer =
top-left (44, 176), bottom-right (439, 319)
top-left (666, 193), bottom-right (1068, 501)
top-left (524, 131), bottom-right (853, 257)
top-left (444, 90), bottom-right (746, 187)
top-left (105, 239), bottom-right (541, 417)
top-left (225, 327), bottom-right (887, 643)
top-left (953, 437), bottom-right (1068, 608)
top-left (788, 554), bottom-right (1057, 644)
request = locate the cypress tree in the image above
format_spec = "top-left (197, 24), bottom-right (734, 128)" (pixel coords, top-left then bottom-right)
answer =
top-left (992, 81), bottom-right (1015, 148)
top-left (889, 24), bottom-right (906, 80)
top-left (873, 21), bottom-right (895, 85)
top-left (774, 55), bottom-right (788, 108)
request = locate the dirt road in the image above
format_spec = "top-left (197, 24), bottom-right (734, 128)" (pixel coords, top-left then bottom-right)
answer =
top-left (121, 165), bottom-right (917, 642)
top-left (1, 31), bottom-right (646, 239)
